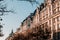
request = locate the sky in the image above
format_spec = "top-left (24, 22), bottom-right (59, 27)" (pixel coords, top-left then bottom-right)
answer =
top-left (0, 0), bottom-right (43, 40)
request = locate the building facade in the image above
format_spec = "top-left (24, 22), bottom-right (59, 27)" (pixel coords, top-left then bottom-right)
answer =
top-left (6, 0), bottom-right (60, 40)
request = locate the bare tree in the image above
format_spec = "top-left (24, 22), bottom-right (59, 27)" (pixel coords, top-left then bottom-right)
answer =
top-left (0, 0), bottom-right (14, 37)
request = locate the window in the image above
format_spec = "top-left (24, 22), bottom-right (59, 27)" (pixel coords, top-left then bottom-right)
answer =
top-left (46, 14), bottom-right (48, 18)
top-left (56, 3), bottom-right (59, 12)
top-left (53, 24), bottom-right (55, 31)
top-left (57, 16), bottom-right (60, 22)
top-left (59, 1), bottom-right (60, 11)
top-left (45, 0), bottom-right (48, 2)
top-left (53, 18), bottom-right (55, 23)
top-left (53, 32), bottom-right (60, 40)
top-left (57, 24), bottom-right (60, 30)
top-left (53, 18), bottom-right (56, 31)
top-left (52, 3), bottom-right (56, 9)
top-left (45, 22), bottom-right (48, 27)
top-left (52, 3), bottom-right (57, 14)
top-left (49, 7), bottom-right (51, 16)
top-left (49, 20), bottom-right (51, 26)
top-left (42, 24), bottom-right (44, 28)
top-left (43, 12), bottom-right (45, 20)
top-left (59, 1), bottom-right (60, 6)
top-left (57, 7), bottom-right (59, 12)
top-left (52, 0), bottom-right (55, 3)
top-left (28, 20), bottom-right (30, 28)
top-left (53, 9), bottom-right (56, 14)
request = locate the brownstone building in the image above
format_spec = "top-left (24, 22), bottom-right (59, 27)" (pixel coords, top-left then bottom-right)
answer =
top-left (6, 0), bottom-right (60, 40)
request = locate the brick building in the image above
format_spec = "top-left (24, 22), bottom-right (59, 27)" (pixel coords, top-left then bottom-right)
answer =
top-left (6, 0), bottom-right (60, 40)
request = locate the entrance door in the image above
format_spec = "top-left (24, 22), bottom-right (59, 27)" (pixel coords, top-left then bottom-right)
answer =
top-left (53, 32), bottom-right (60, 40)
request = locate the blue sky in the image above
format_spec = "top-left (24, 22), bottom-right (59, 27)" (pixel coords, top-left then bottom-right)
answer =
top-left (0, 0), bottom-right (43, 40)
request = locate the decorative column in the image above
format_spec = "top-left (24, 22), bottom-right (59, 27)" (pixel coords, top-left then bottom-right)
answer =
top-left (51, 18), bottom-right (53, 40)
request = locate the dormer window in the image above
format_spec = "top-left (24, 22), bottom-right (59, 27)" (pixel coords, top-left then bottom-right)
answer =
top-left (52, 0), bottom-right (55, 3)
top-left (21, 22), bottom-right (23, 26)
top-left (27, 20), bottom-right (30, 28)
top-left (45, 0), bottom-right (48, 2)
top-left (40, 3), bottom-right (45, 11)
